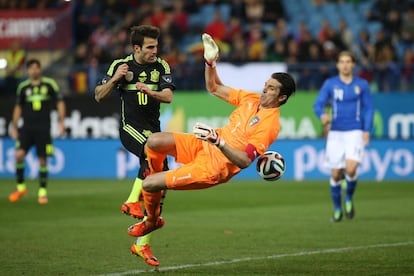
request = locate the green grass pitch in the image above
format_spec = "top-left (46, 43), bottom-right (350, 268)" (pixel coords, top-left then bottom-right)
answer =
top-left (0, 179), bottom-right (413, 275)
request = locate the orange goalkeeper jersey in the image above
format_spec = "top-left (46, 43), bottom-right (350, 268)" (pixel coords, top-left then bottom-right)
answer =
top-left (205, 88), bottom-right (281, 181)
top-left (219, 88), bottom-right (280, 153)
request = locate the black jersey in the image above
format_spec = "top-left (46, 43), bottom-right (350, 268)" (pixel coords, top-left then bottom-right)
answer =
top-left (16, 76), bottom-right (62, 128)
top-left (105, 54), bottom-right (176, 131)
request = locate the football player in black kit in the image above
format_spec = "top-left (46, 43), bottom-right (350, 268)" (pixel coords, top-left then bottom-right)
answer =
top-left (9, 58), bottom-right (66, 205)
top-left (95, 25), bottom-right (175, 267)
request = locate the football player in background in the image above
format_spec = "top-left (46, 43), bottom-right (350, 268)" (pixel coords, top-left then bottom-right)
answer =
top-left (313, 51), bottom-right (374, 222)
top-left (9, 58), bottom-right (66, 204)
top-left (127, 34), bottom-right (296, 243)
top-left (95, 25), bottom-right (175, 266)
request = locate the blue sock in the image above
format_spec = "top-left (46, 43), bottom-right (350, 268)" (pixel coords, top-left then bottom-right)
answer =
top-left (345, 178), bottom-right (357, 202)
top-left (330, 182), bottom-right (342, 211)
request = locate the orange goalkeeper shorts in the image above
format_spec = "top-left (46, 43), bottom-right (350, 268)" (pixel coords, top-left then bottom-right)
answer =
top-left (165, 132), bottom-right (240, 190)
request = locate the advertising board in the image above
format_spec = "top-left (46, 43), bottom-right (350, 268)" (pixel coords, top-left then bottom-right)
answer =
top-left (1, 138), bottom-right (412, 181)
top-left (0, 10), bottom-right (72, 49)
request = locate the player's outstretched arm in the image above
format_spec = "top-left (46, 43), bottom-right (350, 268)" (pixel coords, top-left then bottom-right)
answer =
top-left (219, 142), bottom-right (253, 169)
top-left (205, 64), bottom-right (231, 102)
top-left (202, 33), bottom-right (231, 102)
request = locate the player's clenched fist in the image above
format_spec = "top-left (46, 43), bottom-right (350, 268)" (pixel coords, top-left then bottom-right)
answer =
top-left (113, 63), bottom-right (129, 82)
top-left (193, 122), bottom-right (225, 148)
top-left (136, 82), bottom-right (152, 96)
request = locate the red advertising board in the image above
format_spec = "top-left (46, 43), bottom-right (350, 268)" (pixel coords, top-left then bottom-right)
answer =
top-left (0, 9), bottom-right (72, 49)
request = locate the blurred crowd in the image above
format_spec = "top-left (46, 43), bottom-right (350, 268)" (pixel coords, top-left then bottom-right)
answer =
top-left (69, 0), bottom-right (300, 92)
top-left (0, 0), bottom-right (68, 9)
top-left (2, 0), bottom-right (414, 93)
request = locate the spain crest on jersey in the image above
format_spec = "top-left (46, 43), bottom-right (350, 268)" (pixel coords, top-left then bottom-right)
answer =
top-left (40, 85), bottom-right (48, 95)
top-left (150, 69), bottom-right (160, 82)
top-left (138, 72), bottom-right (147, 83)
top-left (354, 85), bottom-right (361, 95)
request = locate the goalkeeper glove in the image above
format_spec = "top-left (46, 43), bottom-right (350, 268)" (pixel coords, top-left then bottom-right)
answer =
top-left (193, 122), bottom-right (225, 148)
top-left (202, 33), bottom-right (219, 67)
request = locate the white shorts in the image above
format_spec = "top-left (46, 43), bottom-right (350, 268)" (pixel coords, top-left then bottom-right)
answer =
top-left (324, 130), bottom-right (365, 169)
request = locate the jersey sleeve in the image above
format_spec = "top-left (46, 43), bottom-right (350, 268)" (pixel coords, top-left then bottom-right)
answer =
top-left (158, 59), bottom-right (176, 91)
top-left (313, 79), bottom-right (330, 119)
top-left (361, 79), bottom-right (374, 132)
top-left (98, 59), bottom-right (121, 86)
top-left (15, 82), bottom-right (25, 105)
top-left (106, 59), bottom-right (121, 77)
top-left (45, 77), bottom-right (62, 101)
top-left (228, 88), bottom-right (252, 107)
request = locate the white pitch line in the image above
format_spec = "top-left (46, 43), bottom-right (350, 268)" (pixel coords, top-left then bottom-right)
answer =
top-left (97, 241), bottom-right (414, 276)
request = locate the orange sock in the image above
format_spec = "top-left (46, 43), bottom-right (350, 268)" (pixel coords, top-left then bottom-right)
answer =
top-left (145, 144), bottom-right (166, 174)
top-left (142, 190), bottom-right (162, 222)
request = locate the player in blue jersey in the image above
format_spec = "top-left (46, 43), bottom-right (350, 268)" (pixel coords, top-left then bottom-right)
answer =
top-left (313, 51), bottom-right (374, 222)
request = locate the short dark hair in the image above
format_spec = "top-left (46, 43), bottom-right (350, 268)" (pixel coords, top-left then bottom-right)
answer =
top-left (130, 25), bottom-right (160, 47)
top-left (26, 58), bottom-right (41, 68)
top-left (337, 50), bottom-right (356, 63)
top-left (271, 72), bottom-right (296, 106)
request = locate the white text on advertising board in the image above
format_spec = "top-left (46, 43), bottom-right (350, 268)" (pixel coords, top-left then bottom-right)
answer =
top-left (0, 18), bottom-right (55, 38)
top-left (389, 113), bottom-right (414, 139)
top-left (294, 145), bottom-right (413, 181)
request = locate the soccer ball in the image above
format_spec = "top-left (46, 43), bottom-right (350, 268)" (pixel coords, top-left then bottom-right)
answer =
top-left (256, 151), bottom-right (286, 181)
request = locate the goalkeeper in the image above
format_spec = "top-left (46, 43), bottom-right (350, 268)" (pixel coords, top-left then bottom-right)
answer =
top-left (127, 33), bottom-right (296, 237)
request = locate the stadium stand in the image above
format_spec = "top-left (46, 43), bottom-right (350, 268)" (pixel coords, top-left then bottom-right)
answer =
top-left (1, 0), bottom-right (414, 94)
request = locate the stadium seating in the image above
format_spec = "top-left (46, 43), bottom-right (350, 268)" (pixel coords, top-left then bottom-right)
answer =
top-left (282, 0), bottom-right (376, 37)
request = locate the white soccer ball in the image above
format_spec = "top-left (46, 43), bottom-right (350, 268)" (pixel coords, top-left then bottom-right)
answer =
top-left (256, 151), bottom-right (286, 181)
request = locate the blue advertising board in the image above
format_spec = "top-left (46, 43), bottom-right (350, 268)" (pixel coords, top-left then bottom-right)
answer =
top-left (372, 93), bottom-right (414, 140)
top-left (1, 93), bottom-right (413, 140)
top-left (1, 138), bottom-right (413, 181)
top-left (0, 138), bottom-right (128, 179)
top-left (235, 139), bottom-right (414, 181)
